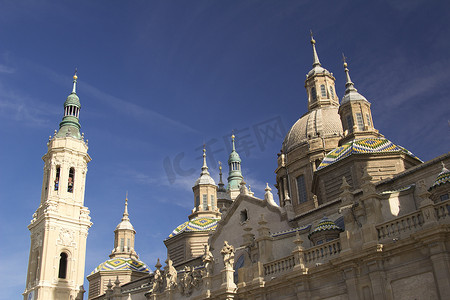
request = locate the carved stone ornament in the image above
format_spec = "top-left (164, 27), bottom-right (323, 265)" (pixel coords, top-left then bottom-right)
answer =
top-left (178, 266), bottom-right (202, 296)
top-left (58, 228), bottom-right (74, 247)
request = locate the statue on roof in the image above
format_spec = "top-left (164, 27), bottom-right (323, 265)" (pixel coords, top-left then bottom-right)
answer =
top-left (221, 241), bottom-right (235, 270)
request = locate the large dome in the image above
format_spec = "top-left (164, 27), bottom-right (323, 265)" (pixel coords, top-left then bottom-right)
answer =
top-left (282, 106), bottom-right (343, 153)
top-left (167, 216), bottom-right (220, 239)
top-left (90, 257), bottom-right (150, 274)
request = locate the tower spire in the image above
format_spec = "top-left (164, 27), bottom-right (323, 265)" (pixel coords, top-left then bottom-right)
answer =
top-left (310, 30), bottom-right (321, 67)
top-left (122, 192), bottom-right (129, 221)
top-left (201, 146), bottom-right (210, 176)
top-left (342, 54), bottom-right (357, 94)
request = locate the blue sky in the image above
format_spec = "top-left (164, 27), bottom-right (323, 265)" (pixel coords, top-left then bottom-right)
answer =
top-left (0, 1), bottom-right (449, 299)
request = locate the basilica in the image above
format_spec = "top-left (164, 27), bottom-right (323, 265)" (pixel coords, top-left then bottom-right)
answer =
top-left (24, 36), bottom-right (450, 300)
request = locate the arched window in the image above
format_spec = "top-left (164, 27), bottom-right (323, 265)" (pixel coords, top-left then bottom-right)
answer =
top-left (234, 255), bottom-right (245, 283)
top-left (311, 87), bottom-right (317, 101)
top-left (54, 166), bottom-right (61, 191)
top-left (330, 86), bottom-right (335, 99)
top-left (320, 85), bottom-right (327, 97)
top-left (68, 167), bottom-right (75, 193)
top-left (58, 252), bottom-right (68, 279)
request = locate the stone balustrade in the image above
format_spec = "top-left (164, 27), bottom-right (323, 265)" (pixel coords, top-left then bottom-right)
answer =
top-left (376, 211), bottom-right (424, 241)
top-left (304, 239), bottom-right (341, 266)
top-left (263, 255), bottom-right (295, 277)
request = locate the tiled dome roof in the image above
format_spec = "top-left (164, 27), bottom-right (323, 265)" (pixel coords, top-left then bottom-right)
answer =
top-left (167, 217), bottom-right (220, 239)
top-left (317, 138), bottom-right (421, 171)
top-left (90, 257), bottom-right (150, 274)
top-left (282, 107), bottom-right (343, 153)
top-left (429, 163), bottom-right (450, 190)
top-left (308, 216), bottom-right (343, 239)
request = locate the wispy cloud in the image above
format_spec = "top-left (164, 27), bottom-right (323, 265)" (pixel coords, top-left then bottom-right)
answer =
top-left (80, 82), bottom-right (200, 135)
top-left (0, 83), bottom-right (57, 127)
top-left (0, 64), bottom-right (15, 74)
top-left (30, 63), bottom-right (199, 135)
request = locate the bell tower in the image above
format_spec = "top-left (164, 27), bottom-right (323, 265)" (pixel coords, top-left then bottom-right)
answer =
top-left (23, 72), bottom-right (92, 300)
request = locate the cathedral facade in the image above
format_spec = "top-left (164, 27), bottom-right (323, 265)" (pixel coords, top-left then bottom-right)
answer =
top-left (25, 37), bottom-right (450, 300)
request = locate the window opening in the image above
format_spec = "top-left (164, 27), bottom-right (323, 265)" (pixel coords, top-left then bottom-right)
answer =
top-left (127, 238), bottom-right (131, 251)
top-left (120, 238), bottom-right (124, 251)
top-left (195, 195), bottom-right (200, 208)
top-left (330, 86), bottom-right (335, 99)
top-left (211, 195), bottom-right (215, 210)
top-left (346, 115), bottom-right (353, 133)
top-left (320, 85), bottom-right (327, 97)
top-left (58, 253), bottom-right (68, 279)
top-left (311, 87), bottom-right (317, 101)
top-left (68, 168), bottom-right (75, 193)
top-left (356, 113), bottom-right (364, 131)
top-left (54, 166), bottom-right (60, 191)
top-left (366, 113), bottom-right (372, 127)
top-left (203, 194), bottom-right (207, 210)
top-left (240, 209), bottom-right (248, 223)
top-left (440, 194), bottom-right (449, 201)
top-left (297, 175), bottom-right (307, 204)
top-left (234, 255), bottom-right (245, 283)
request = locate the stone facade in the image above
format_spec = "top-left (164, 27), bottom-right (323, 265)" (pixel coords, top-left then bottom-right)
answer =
top-left (89, 37), bottom-right (450, 300)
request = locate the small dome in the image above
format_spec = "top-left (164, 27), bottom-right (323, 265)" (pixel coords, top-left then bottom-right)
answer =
top-left (167, 217), bottom-right (220, 239)
top-left (307, 65), bottom-right (331, 78)
top-left (90, 257), bottom-right (150, 274)
top-left (341, 89), bottom-right (368, 104)
top-left (282, 107), bottom-right (343, 153)
top-left (64, 93), bottom-right (80, 108)
top-left (308, 216), bottom-right (343, 239)
top-left (429, 163), bottom-right (450, 190)
top-left (317, 138), bottom-right (422, 171)
top-left (228, 150), bottom-right (241, 163)
top-left (115, 219), bottom-right (135, 231)
top-left (194, 174), bottom-right (216, 186)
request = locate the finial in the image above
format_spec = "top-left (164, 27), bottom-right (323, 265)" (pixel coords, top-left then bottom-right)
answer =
top-left (218, 161), bottom-right (223, 181)
top-left (72, 68), bottom-right (78, 94)
top-left (231, 133), bottom-right (236, 151)
top-left (310, 30), bottom-right (321, 67)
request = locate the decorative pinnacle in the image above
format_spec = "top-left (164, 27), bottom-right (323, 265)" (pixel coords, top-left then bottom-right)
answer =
top-left (310, 30), bottom-right (321, 67)
top-left (72, 68), bottom-right (78, 94)
top-left (342, 53), bottom-right (357, 93)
